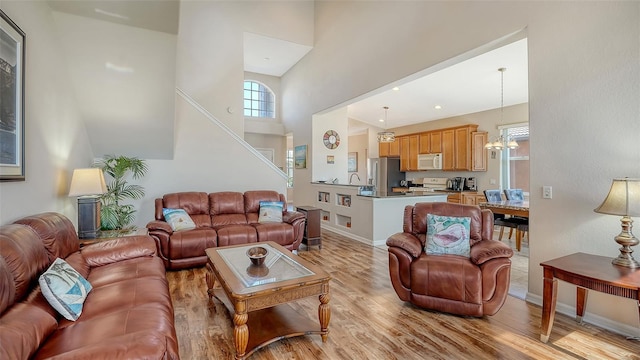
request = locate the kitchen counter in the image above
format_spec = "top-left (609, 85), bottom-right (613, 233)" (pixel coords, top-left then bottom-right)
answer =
top-left (310, 182), bottom-right (447, 246)
top-left (357, 192), bottom-right (448, 198)
top-left (311, 181), bottom-right (361, 187)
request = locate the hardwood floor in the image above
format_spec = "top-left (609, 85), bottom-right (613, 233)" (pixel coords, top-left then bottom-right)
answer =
top-left (167, 230), bottom-right (640, 359)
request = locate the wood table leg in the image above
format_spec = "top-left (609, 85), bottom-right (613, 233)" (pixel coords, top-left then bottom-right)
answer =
top-left (318, 285), bottom-right (331, 343)
top-left (576, 287), bottom-right (588, 322)
top-left (540, 268), bottom-right (558, 343)
top-left (234, 301), bottom-right (248, 360)
top-left (516, 229), bottom-right (522, 252)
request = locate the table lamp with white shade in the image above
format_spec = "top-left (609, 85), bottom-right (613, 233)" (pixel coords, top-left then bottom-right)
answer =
top-left (594, 178), bottom-right (640, 268)
top-left (68, 168), bottom-right (107, 239)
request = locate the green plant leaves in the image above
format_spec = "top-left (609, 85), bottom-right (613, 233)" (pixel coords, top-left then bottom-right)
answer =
top-left (93, 155), bottom-right (148, 231)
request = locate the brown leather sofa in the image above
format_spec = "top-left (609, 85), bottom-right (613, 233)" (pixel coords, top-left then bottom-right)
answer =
top-left (386, 202), bottom-right (514, 317)
top-left (146, 190), bottom-right (306, 270)
top-left (0, 212), bottom-right (179, 360)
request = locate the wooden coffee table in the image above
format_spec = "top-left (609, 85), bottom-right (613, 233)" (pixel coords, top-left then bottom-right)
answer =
top-left (205, 242), bottom-right (331, 359)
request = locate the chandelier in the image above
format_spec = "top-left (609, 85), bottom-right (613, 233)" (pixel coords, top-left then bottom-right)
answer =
top-left (485, 68), bottom-right (519, 150)
top-left (377, 106), bottom-right (395, 143)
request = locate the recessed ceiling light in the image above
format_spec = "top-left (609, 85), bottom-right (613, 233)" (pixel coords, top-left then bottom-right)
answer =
top-left (392, 87), bottom-right (400, 91)
top-left (434, 105), bottom-right (442, 110)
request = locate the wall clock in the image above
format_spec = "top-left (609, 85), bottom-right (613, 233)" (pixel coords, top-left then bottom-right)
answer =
top-left (323, 130), bottom-right (340, 149)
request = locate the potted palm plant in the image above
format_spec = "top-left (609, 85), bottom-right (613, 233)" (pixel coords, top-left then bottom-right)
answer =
top-left (93, 155), bottom-right (148, 234)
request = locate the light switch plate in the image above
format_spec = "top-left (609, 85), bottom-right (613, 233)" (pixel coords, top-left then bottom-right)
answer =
top-left (543, 186), bottom-right (552, 199)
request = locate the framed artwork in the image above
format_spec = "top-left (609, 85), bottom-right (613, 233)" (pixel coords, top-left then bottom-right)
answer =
top-left (348, 152), bottom-right (358, 172)
top-left (294, 145), bottom-right (307, 169)
top-left (0, 10), bottom-right (26, 181)
top-left (326, 155), bottom-right (334, 164)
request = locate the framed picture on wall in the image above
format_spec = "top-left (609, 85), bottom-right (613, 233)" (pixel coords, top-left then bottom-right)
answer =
top-left (326, 155), bottom-right (334, 164)
top-left (294, 145), bottom-right (307, 169)
top-left (348, 152), bottom-right (358, 172)
top-left (0, 10), bottom-right (26, 181)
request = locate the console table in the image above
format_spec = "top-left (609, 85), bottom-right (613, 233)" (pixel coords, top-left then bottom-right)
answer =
top-left (540, 252), bottom-right (640, 343)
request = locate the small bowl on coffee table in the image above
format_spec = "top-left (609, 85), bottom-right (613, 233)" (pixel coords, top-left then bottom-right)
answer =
top-left (247, 246), bottom-right (268, 266)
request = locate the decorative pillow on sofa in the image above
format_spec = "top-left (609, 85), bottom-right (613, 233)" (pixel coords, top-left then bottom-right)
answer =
top-left (163, 208), bottom-right (197, 231)
top-left (258, 201), bottom-right (284, 223)
top-left (425, 214), bottom-right (471, 257)
top-left (39, 258), bottom-right (92, 321)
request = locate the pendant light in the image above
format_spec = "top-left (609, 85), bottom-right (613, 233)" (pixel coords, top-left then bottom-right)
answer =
top-left (485, 68), bottom-right (519, 150)
top-left (377, 106), bottom-right (395, 143)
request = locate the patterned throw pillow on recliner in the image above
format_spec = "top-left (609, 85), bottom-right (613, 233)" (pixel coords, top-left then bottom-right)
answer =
top-left (258, 201), bottom-right (284, 223)
top-left (163, 208), bottom-right (197, 231)
top-left (425, 214), bottom-right (471, 257)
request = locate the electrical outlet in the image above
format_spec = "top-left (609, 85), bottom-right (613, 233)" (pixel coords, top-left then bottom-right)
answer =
top-left (543, 186), bottom-right (552, 199)
top-left (490, 179), bottom-right (496, 185)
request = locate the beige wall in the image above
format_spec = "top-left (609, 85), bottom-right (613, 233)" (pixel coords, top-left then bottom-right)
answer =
top-left (282, 1), bottom-right (640, 335)
top-left (347, 133), bottom-right (367, 185)
top-left (0, 1), bottom-right (94, 224)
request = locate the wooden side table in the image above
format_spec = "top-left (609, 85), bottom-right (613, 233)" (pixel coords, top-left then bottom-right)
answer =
top-left (296, 206), bottom-right (321, 250)
top-left (539, 252), bottom-right (640, 343)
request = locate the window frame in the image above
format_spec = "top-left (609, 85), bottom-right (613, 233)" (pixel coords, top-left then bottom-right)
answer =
top-left (499, 122), bottom-right (529, 193)
top-left (243, 80), bottom-right (276, 119)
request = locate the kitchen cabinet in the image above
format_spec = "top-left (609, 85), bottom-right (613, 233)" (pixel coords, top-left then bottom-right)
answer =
top-left (442, 125), bottom-right (479, 171)
top-left (400, 135), bottom-right (419, 171)
top-left (418, 131), bottom-right (442, 154)
top-left (447, 192), bottom-right (479, 205)
top-left (379, 138), bottom-right (400, 157)
top-left (471, 131), bottom-right (488, 172)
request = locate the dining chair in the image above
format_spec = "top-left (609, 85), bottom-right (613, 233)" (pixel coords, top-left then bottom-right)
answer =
top-left (484, 190), bottom-right (519, 241)
top-left (503, 189), bottom-right (529, 245)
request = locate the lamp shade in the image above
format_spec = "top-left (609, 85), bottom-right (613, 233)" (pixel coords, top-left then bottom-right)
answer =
top-left (594, 178), bottom-right (640, 217)
top-left (68, 168), bottom-right (107, 197)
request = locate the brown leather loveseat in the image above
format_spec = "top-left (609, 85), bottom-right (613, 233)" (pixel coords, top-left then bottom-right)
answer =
top-left (386, 202), bottom-right (514, 317)
top-left (0, 212), bottom-right (179, 360)
top-left (146, 190), bottom-right (306, 270)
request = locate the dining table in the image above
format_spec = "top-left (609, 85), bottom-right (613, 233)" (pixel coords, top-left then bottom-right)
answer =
top-left (478, 200), bottom-right (529, 251)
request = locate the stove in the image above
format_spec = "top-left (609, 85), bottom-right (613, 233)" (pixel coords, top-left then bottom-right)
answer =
top-left (409, 177), bottom-right (448, 192)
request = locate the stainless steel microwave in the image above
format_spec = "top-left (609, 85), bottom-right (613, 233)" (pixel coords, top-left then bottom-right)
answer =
top-left (417, 153), bottom-right (443, 170)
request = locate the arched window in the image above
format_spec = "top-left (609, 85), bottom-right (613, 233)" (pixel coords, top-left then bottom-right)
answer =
top-left (243, 80), bottom-right (275, 118)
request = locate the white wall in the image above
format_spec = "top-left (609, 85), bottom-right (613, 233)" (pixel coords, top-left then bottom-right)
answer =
top-left (311, 107), bottom-right (349, 183)
top-left (282, 1), bottom-right (640, 334)
top-left (0, 1), bottom-right (94, 225)
top-left (51, 11), bottom-right (176, 159)
top-left (347, 133), bottom-right (367, 185)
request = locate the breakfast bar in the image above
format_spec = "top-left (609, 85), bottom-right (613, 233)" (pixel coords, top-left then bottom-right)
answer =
top-left (311, 182), bottom-right (447, 246)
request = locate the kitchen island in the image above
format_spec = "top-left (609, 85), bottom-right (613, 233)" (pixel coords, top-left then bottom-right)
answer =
top-left (310, 182), bottom-right (447, 246)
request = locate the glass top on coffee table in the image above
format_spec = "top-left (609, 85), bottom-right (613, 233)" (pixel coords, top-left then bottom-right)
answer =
top-left (217, 243), bottom-right (315, 288)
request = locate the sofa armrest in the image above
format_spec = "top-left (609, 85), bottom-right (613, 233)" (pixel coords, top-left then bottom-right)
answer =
top-left (146, 220), bottom-right (173, 235)
top-left (282, 210), bottom-right (305, 224)
top-left (81, 235), bottom-right (158, 268)
top-left (470, 239), bottom-right (514, 265)
top-left (386, 232), bottom-right (423, 258)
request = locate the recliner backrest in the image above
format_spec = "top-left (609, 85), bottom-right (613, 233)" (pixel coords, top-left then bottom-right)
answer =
top-left (158, 192), bottom-right (211, 228)
top-left (409, 202), bottom-right (492, 247)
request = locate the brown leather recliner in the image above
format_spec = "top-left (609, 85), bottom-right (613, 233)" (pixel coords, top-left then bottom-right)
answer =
top-left (386, 202), bottom-right (514, 317)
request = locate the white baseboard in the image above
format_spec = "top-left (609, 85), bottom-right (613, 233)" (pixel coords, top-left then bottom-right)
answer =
top-left (525, 293), bottom-right (640, 339)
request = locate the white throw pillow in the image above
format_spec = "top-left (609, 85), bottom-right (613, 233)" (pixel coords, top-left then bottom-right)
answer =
top-left (39, 258), bottom-right (92, 321)
top-left (163, 208), bottom-right (197, 231)
top-left (258, 201), bottom-right (284, 223)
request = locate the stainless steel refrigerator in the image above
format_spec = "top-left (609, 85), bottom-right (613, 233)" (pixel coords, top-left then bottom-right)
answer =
top-left (369, 157), bottom-right (404, 195)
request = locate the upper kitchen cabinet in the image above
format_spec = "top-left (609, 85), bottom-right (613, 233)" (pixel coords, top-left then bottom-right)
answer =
top-left (379, 138), bottom-right (400, 157)
top-left (471, 131), bottom-right (488, 172)
top-left (418, 131), bottom-right (442, 154)
top-left (399, 135), bottom-right (419, 171)
top-left (442, 125), bottom-right (482, 171)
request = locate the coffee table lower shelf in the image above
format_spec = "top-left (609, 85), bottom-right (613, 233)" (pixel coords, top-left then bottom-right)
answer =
top-left (210, 288), bottom-right (328, 359)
